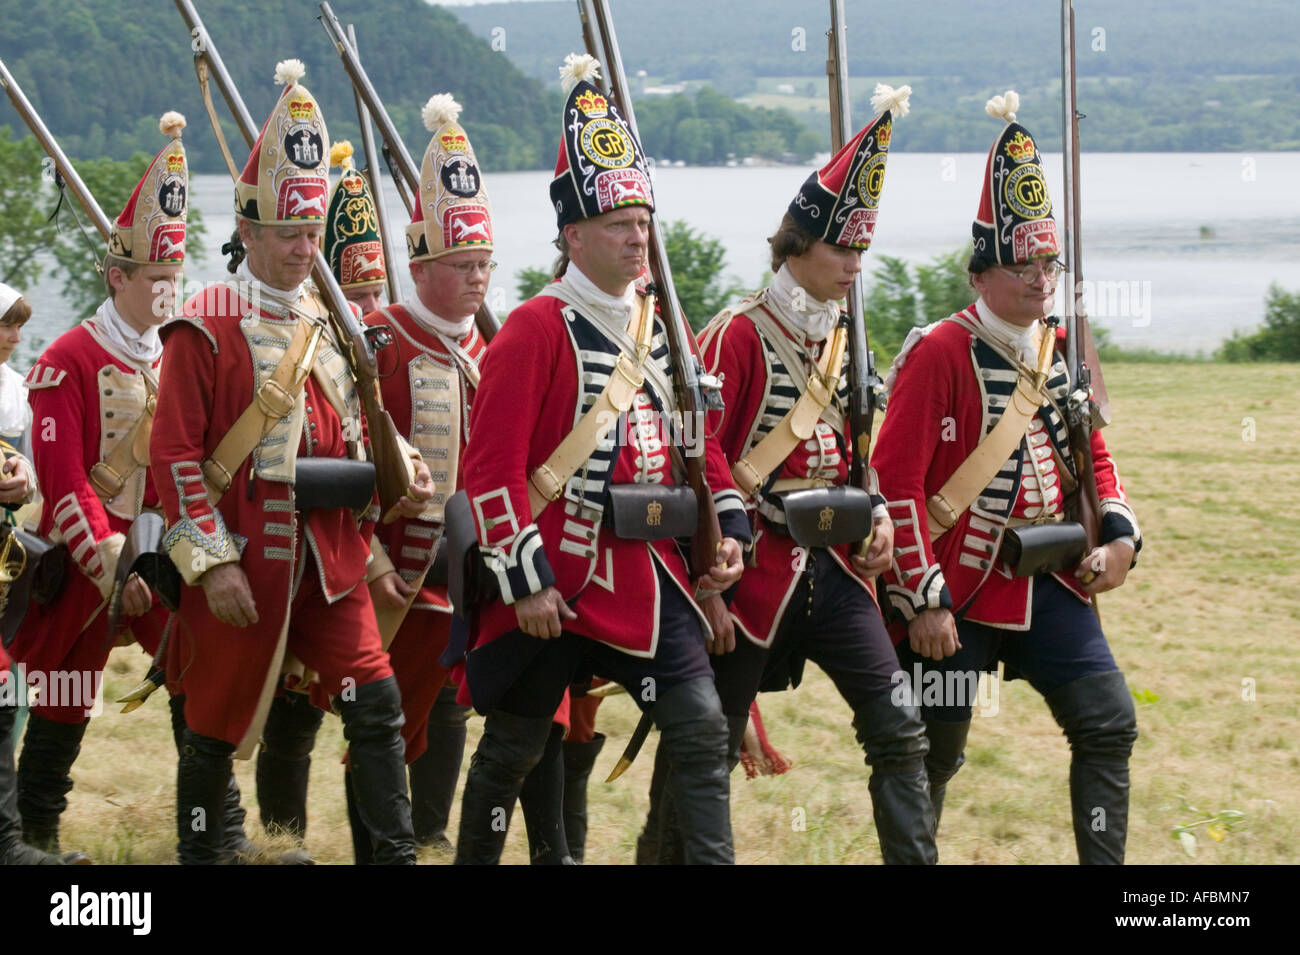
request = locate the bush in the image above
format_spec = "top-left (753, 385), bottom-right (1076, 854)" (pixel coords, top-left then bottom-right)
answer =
top-left (864, 246), bottom-right (973, 362)
top-left (1217, 285), bottom-right (1300, 361)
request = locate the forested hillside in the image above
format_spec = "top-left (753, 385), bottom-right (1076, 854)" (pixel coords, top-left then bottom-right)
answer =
top-left (0, 0), bottom-right (556, 172)
top-left (453, 0), bottom-right (1300, 152)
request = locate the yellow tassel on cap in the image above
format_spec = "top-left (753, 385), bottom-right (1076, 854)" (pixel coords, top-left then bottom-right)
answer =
top-left (274, 58), bottom-right (306, 86)
top-left (986, 90), bottom-right (1020, 123)
top-left (559, 52), bottom-right (601, 94)
top-left (870, 83), bottom-right (912, 119)
top-left (422, 93), bottom-right (462, 132)
top-left (330, 140), bottom-right (355, 170)
top-left (159, 111), bottom-right (186, 139)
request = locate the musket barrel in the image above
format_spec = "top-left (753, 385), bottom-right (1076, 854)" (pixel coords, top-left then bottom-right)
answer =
top-left (0, 57), bottom-right (112, 240)
top-left (319, 2), bottom-right (499, 338)
top-left (1060, 0), bottom-right (1079, 375)
top-left (319, 3), bottom-right (419, 187)
top-left (582, 0), bottom-right (694, 386)
top-left (825, 1), bottom-right (871, 415)
top-left (577, 0), bottom-right (721, 579)
top-left (175, 0), bottom-right (377, 372)
top-left (347, 23), bottom-right (403, 305)
top-left (175, 0), bottom-right (257, 141)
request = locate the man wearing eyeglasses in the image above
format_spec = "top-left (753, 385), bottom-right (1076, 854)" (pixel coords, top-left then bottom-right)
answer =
top-left (872, 94), bottom-right (1141, 864)
top-left (341, 94), bottom-right (500, 862)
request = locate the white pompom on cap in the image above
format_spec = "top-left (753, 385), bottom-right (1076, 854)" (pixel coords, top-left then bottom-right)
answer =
top-left (871, 83), bottom-right (911, 120)
top-left (422, 94), bottom-right (463, 131)
top-left (985, 90), bottom-right (1020, 123)
top-left (559, 52), bottom-right (601, 94)
top-left (159, 111), bottom-right (186, 139)
top-left (274, 58), bottom-right (306, 87)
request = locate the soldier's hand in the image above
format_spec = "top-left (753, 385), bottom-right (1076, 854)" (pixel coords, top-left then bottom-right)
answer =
top-left (390, 459), bottom-right (436, 520)
top-left (0, 455), bottom-right (32, 504)
top-left (200, 563), bottom-right (259, 628)
top-left (908, 607), bottom-right (960, 661)
top-left (121, 574), bottom-right (153, 618)
top-left (1076, 540), bottom-right (1132, 595)
top-left (515, 586), bottom-right (576, 639)
top-left (700, 593), bottom-right (736, 655)
top-left (370, 570), bottom-right (416, 610)
top-left (695, 536), bottom-right (743, 594)
top-left (851, 514), bottom-right (894, 578)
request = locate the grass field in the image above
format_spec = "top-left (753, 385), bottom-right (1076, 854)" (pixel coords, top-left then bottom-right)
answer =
top-left (43, 362), bottom-right (1300, 864)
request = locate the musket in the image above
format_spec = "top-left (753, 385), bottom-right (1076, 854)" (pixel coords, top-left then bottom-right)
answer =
top-left (347, 23), bottom-right (402, 306)
top-left (825, 0), bottom-right (883, 558)
top-left (174, 0), bottom-right (417, 521)
top-left (577, 0), bottom-right (726, 781)
top-left (1060, 0), bottom-right (1103, 561)
top-left (318, 2), bottom-right (500, 341)
top-left (0, 57), bottom-right (112, 243)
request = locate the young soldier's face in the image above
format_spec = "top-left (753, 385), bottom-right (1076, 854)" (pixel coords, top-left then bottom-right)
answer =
top-left (0, 321), bottom-right (21, 366)
top-left (786, 240), bottom-right (862, 304)
top-left (112, 263), bottom-right (184, 329)
top-left (566, 207), bottom-right (650, 296)
top-left (410, 251), bottom-right (492, 322)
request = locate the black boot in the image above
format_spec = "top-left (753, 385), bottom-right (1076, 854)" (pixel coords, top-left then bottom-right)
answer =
top-left (852, 692), bottom-right (937, 865)
top-left (650, 678), bottom-right (733, 865)
top-left (410, 685), bottom-right (468, 850)
top-left (923, 718), bottom-right (970, 832)
top-left (635, 739), bottom-right (679, 865)
top-left (255, 690), bottom-right (322, 842)
top-left (337, 676), bottom-right (415, 865)
top-left (170, 694), bottom-right (255, 862)
top-left (15, 713), bottom-right (88, 853)
top-left (519, 723), bottom-right (573, 864)
top-left (176, 729), bottom-right (235, 865)
top-left (561, 732), bottom-right (604, 863)
top-left (343, 769), bottom-right (373, 865)
top-left (1044, 670), bottom-right (1138, 865)
top-left (639, 710), bottom-right (745, 866)
top-left (1, 700), bottom-right (88, 865)
top-left (454, 709), bottom-right (553, 865)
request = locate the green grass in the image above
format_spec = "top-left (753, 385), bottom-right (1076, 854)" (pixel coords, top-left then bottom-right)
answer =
top-left (37, 361), bottom-right (1300, 864)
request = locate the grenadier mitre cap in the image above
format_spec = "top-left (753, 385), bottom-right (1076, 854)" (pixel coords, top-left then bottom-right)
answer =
top-left (108, 111), bottom-right (188, 264)
top-left (235, 59), bottom-right (330, 226)
top-left (549, 53), bottom-right (654, 230)
top-left (325, 141), bottom-right (386, 290)
top-left (787, 84), bottom-right (909, 251)
top-left (971, 90), bottom-right (1061, 268)
top-left (407, 94), bottom-right (494, 262)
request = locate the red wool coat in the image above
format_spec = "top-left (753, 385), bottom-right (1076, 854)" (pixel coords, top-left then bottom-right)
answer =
top-left (13, 318), bottom-right (166, 722)
top-left (364, 304), bottom-right (485, 612)
top-left (697, 300), bottom-right (879, 647)
top-left (872, 303), bottom-right (1140, 632)
top-left (151, 282), bottom-right (376, 746)
top-left (460, 291), bottom-right (749, 656)
top-left (363, 302), bottom-right (485, 760)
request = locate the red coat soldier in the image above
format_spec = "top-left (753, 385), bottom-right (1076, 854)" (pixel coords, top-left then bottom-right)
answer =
top-left (349, 95), bottom-right (491, 859)
top-left (10, 114), bottom-right (190, 856)
top-left (873, 92), bottom-right (1141, 863)
top-left (453, 54), bottom-right (748, 865)
top-left (646, 87), bottom-right (937, 864)
top-left (151, 60), bottom-right (432, 864)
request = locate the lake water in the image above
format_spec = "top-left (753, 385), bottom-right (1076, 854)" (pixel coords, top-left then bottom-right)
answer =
top-left (20, 152), bottom-right (1300, 358)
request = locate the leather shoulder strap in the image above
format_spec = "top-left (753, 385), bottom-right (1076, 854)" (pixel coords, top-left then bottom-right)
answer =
top-left (925, 316), bottom-right (1052, 541)
top-left (201, 315), bottom-right (322, 502)
top-left (731, 312), bottom-right (846, 498)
